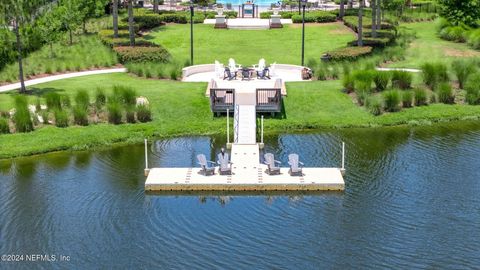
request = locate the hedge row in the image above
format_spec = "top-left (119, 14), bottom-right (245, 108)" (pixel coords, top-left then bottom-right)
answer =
top-left (343, 16), bottom-right (395, 33)
top-left (98, 29), bottom-right (157, 47)
top-left (323, 46), bottom-right (373, 61)
top-left (113, 46), bottom-right (171, 63)
top-left (291, 11), bottom-right (337, 23)
top-left (437, 18), bottom-right (480, 50)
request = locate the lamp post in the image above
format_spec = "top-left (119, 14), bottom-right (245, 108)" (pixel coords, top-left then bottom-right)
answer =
top-left (190, 0), bottom-right (194, 65)
top-left (301, 0), bottom-right (307, 66)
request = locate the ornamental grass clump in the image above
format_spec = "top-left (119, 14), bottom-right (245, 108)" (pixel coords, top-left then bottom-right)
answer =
top-left (366, 95), bottom-right (383, 116)
top-left (391, 71), bottom-right (412, 90)
top-left (355, 90), bottom-right (369, 106)
top-left (373, 71), bottom-right (390, 92)
top-left (402, 90), bottom-right (413, 108)
top-left (436, 83), bottom-right (455, 104)
top-left (73, 106), bottom-right (89, 126)
top-left (342, 74), bottom-right (355, 93)
top-left (383, 90), bottom-right (401, 112)
top-left (465, 73), bottom-right (480, 105)
top-left (136, 104), bottom-right (152, 123)
top-left (45, 92), bottom-right (62, 110)
top-left (414, 88), bottom-right (428, 106)
top-left (0, 117), bottom-right (10, 134)
top-left (75, 90), bottom-right (90, 110)
top-left (95, 88), bottom-right (107, 109)
top-left (107, 101), bottom-right (123, 124)
top-left (54, 109), bottom-right (69, 128)
top-left (421, 62), bottom-right (449, 89)
top-left (13, 96), bottom-right (33, 133)
top-left (353, 70), bottom-right (374, 92)
top-left (126, 106), bottom-right (136, 123)
top-left (452, 59), bottom-right (477, 89)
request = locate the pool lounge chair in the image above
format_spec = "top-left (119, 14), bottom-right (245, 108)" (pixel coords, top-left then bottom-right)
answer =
top-left (217, 152), bottom-right (232, 175)
top-left (197, 154), bottom-right (216, 176)
top-left (223, 67), bottom-right (237, 80)
top-left (288, 154), bottom-right (304, 176)
top-left (264, 153), bottom-right (281, 175)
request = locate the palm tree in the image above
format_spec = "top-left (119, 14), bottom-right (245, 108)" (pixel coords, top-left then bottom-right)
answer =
top-left (113, 0), bottom-right (119, 38)
top-left (357, 0), bottom-right (364, 46)
top-left (376, 0), bottom-right (382, 30)
top-left (128, 0), bottom-right (135, 46)
top-left (339, 0), bottom-right (345, 20)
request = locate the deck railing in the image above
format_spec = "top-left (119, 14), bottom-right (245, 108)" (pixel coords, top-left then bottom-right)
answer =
top-left (256, 88), bottom-right (281, 113)
top-left (210, 88), bottom-right (235, 114)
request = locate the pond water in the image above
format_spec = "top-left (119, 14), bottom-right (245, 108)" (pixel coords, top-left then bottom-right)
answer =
top-left (1, 122), bottom-right (480, 269)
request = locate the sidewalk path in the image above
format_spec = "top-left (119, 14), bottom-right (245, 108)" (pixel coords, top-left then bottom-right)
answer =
top-left (0, 68), bottom-right (127, 93)
top-left (376, 67), bottom-right (422, 73)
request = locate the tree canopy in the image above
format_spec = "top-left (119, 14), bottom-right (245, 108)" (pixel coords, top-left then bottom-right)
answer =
top-left (439, 0), bottom-right (480, 27)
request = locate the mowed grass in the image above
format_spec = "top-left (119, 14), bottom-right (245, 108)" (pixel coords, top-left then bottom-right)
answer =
top-left (387, 22), bottom-right (480, 69)
top-left (147, 23), bottom-right (355, 65)
top-left (2, 73), bottom-right (480, 158)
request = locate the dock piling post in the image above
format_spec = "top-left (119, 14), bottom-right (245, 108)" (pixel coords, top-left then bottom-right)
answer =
top-left (341, 141), bottom-right (345, 176)
top-left (144, 138), bottom-right (150, 176)
top-left (227, 109), bottom-right (232, 149)
top-left (259, 115), bottom-right (264, 149)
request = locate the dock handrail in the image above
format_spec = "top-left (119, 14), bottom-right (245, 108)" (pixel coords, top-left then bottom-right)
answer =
top-left (234, 104), bottom-right (239, 143)
top-left (256, 88), bottom-right (282, 113)
top-left (210, 88), bottom-right (235, 114)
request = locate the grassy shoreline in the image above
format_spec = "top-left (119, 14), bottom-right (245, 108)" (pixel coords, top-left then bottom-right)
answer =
top-left (1, 73), bottom-right (480, 159)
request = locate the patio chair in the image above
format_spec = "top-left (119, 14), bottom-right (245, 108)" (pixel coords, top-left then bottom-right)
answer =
top-left (223, 67), bottom-right (237, 80)
top-left (215, 60), bottom-right (225, 79)
top-left (253, 58), bottom-right (266, 73)
top-left (217, 152), bottom-right (232, 175)
top-left (228, 58), bottom-right (241, 71)
top-left (288, 154), bottom-right (304, 176)
top-left (257, 67), bottom-right (271, 80)
top-left (264, 153), bottom-right (281, 175)
top-left (197, 154), bottom-right (216, 176)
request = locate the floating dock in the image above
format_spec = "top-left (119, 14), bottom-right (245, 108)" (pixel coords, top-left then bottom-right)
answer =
top-left (144, 81), bottom-right (345, 193)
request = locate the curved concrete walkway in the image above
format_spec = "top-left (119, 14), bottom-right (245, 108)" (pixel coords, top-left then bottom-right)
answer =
top-left (376, 67), bottom-right (421, 73)
top-left (0, 68), bottom-right (127, 93)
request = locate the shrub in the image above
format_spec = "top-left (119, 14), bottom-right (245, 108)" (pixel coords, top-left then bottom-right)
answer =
top-left (342, 63), bottom-right (351, 76)
top-left (107, 101), bottom-right (123, 124)
top-left (356, 91), bottom-right (369, 106)
top-left (73, 106), bottom-right (89, 126)
top-left (452, 60), bottom-right (477, 89)
top-left (342, 74), bottom-right (355, 93)
top-left (373, 71), bottom-right (390, 92)
top-left (120, 86), bottom-right (137, 106)
top-left (54, 110), bottom-right (69, 128)
top-left (13, 96), bottom-right (33, 133)
top-left (41, 110), bottom-right (49, 124)
top-left (0, 117), bottom-right (9, 134)
top-left (291, 11), bottom-right (336, 23)
top-left (439, 26), bottom-right (468, 43)
top-left (366, 95), bottom-right (383, 116)
top-left (95, 88), bottom-right (107, 108)
top-left (324, 46), bottom-right (373, 61)
top-left (136, 104), bottom-right (152, 122)
top-left (35, 98), bottom-right (41, 112)
top-left (348, 37), bottom-right (392, 48)
top-left (316, 66), bottom-right (327, 81)
top-left (45, 92), bottom-right (62, 110)
top-left (414, 88), bottom-right (428, 106)
top-left (421, 62), bottom-right (449, 89)
top-left (383, 90), bottom-right (401, 112)
top-left (436, 83), bottom-right (454, 104)
top-left (131, 14), bottom-right (165, 29)
top-left (158, 13), bottom-right (187, 23)
top-left (170, 67), bottom-right (179, 80)
top-left (391, 71), bottom-right (412, 89)
top-left (402, 90), bottom-right (413, 108)
top-left (75, 90), bottom-right (90, 110)
top-left (465, 73), bottom-right (480, 105)
top-left (126, 106), bottom-right (136, 123)
top-left (113, 46), bottom-right (170, 63)
top-left (467, 29), bottom-right (480, 49)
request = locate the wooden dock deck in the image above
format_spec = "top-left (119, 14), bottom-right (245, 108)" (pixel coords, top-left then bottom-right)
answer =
top-left (145, 166), bottom-right (345, 192)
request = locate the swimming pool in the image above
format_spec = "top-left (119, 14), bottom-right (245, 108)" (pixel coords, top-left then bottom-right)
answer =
top-left (216, 0), bottom-right (279, 6)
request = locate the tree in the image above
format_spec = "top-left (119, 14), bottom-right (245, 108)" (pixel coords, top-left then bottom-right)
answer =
top-left (438, 0), bottom-right (480, 27)
top-left (0, 0), bottom-right (51, 93)
top-left (58, 0), bottom-right (82, 45)
top-left (113, 0), bottom-right (119, 37)
top-left (77, 0), bottom-right (109, 33)
top-left (128, 0), bottom-right (135, 46)
top-left (348, 0), bottom-right (353, 9)
top-left (376, 0), bottom-right (381, 30)
top-left (153, 0), bottom-right (159, 13)
top-left (37, 7), bottom-right (63, 57)
top-left (357, 0), bottom-right (364, 46)
top-left (371, 0), bottom-right (377, 37)
top-left (339, 0), bottom-right (345, 19)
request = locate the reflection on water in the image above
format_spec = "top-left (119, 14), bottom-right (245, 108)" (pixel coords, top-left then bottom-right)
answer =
top-left (1, 122), bottom-right (480, 268)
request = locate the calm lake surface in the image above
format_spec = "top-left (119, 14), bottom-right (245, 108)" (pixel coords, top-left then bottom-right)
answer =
top-left (1, 122), bottom-right (480, 269)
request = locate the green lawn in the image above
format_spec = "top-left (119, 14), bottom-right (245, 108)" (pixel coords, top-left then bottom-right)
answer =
top-left (147, 23), bottom-right (355, 66)
top-left (2, 73), bottom-right (480, 159)
top-left (387, 22), bottom-right (480, 69)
